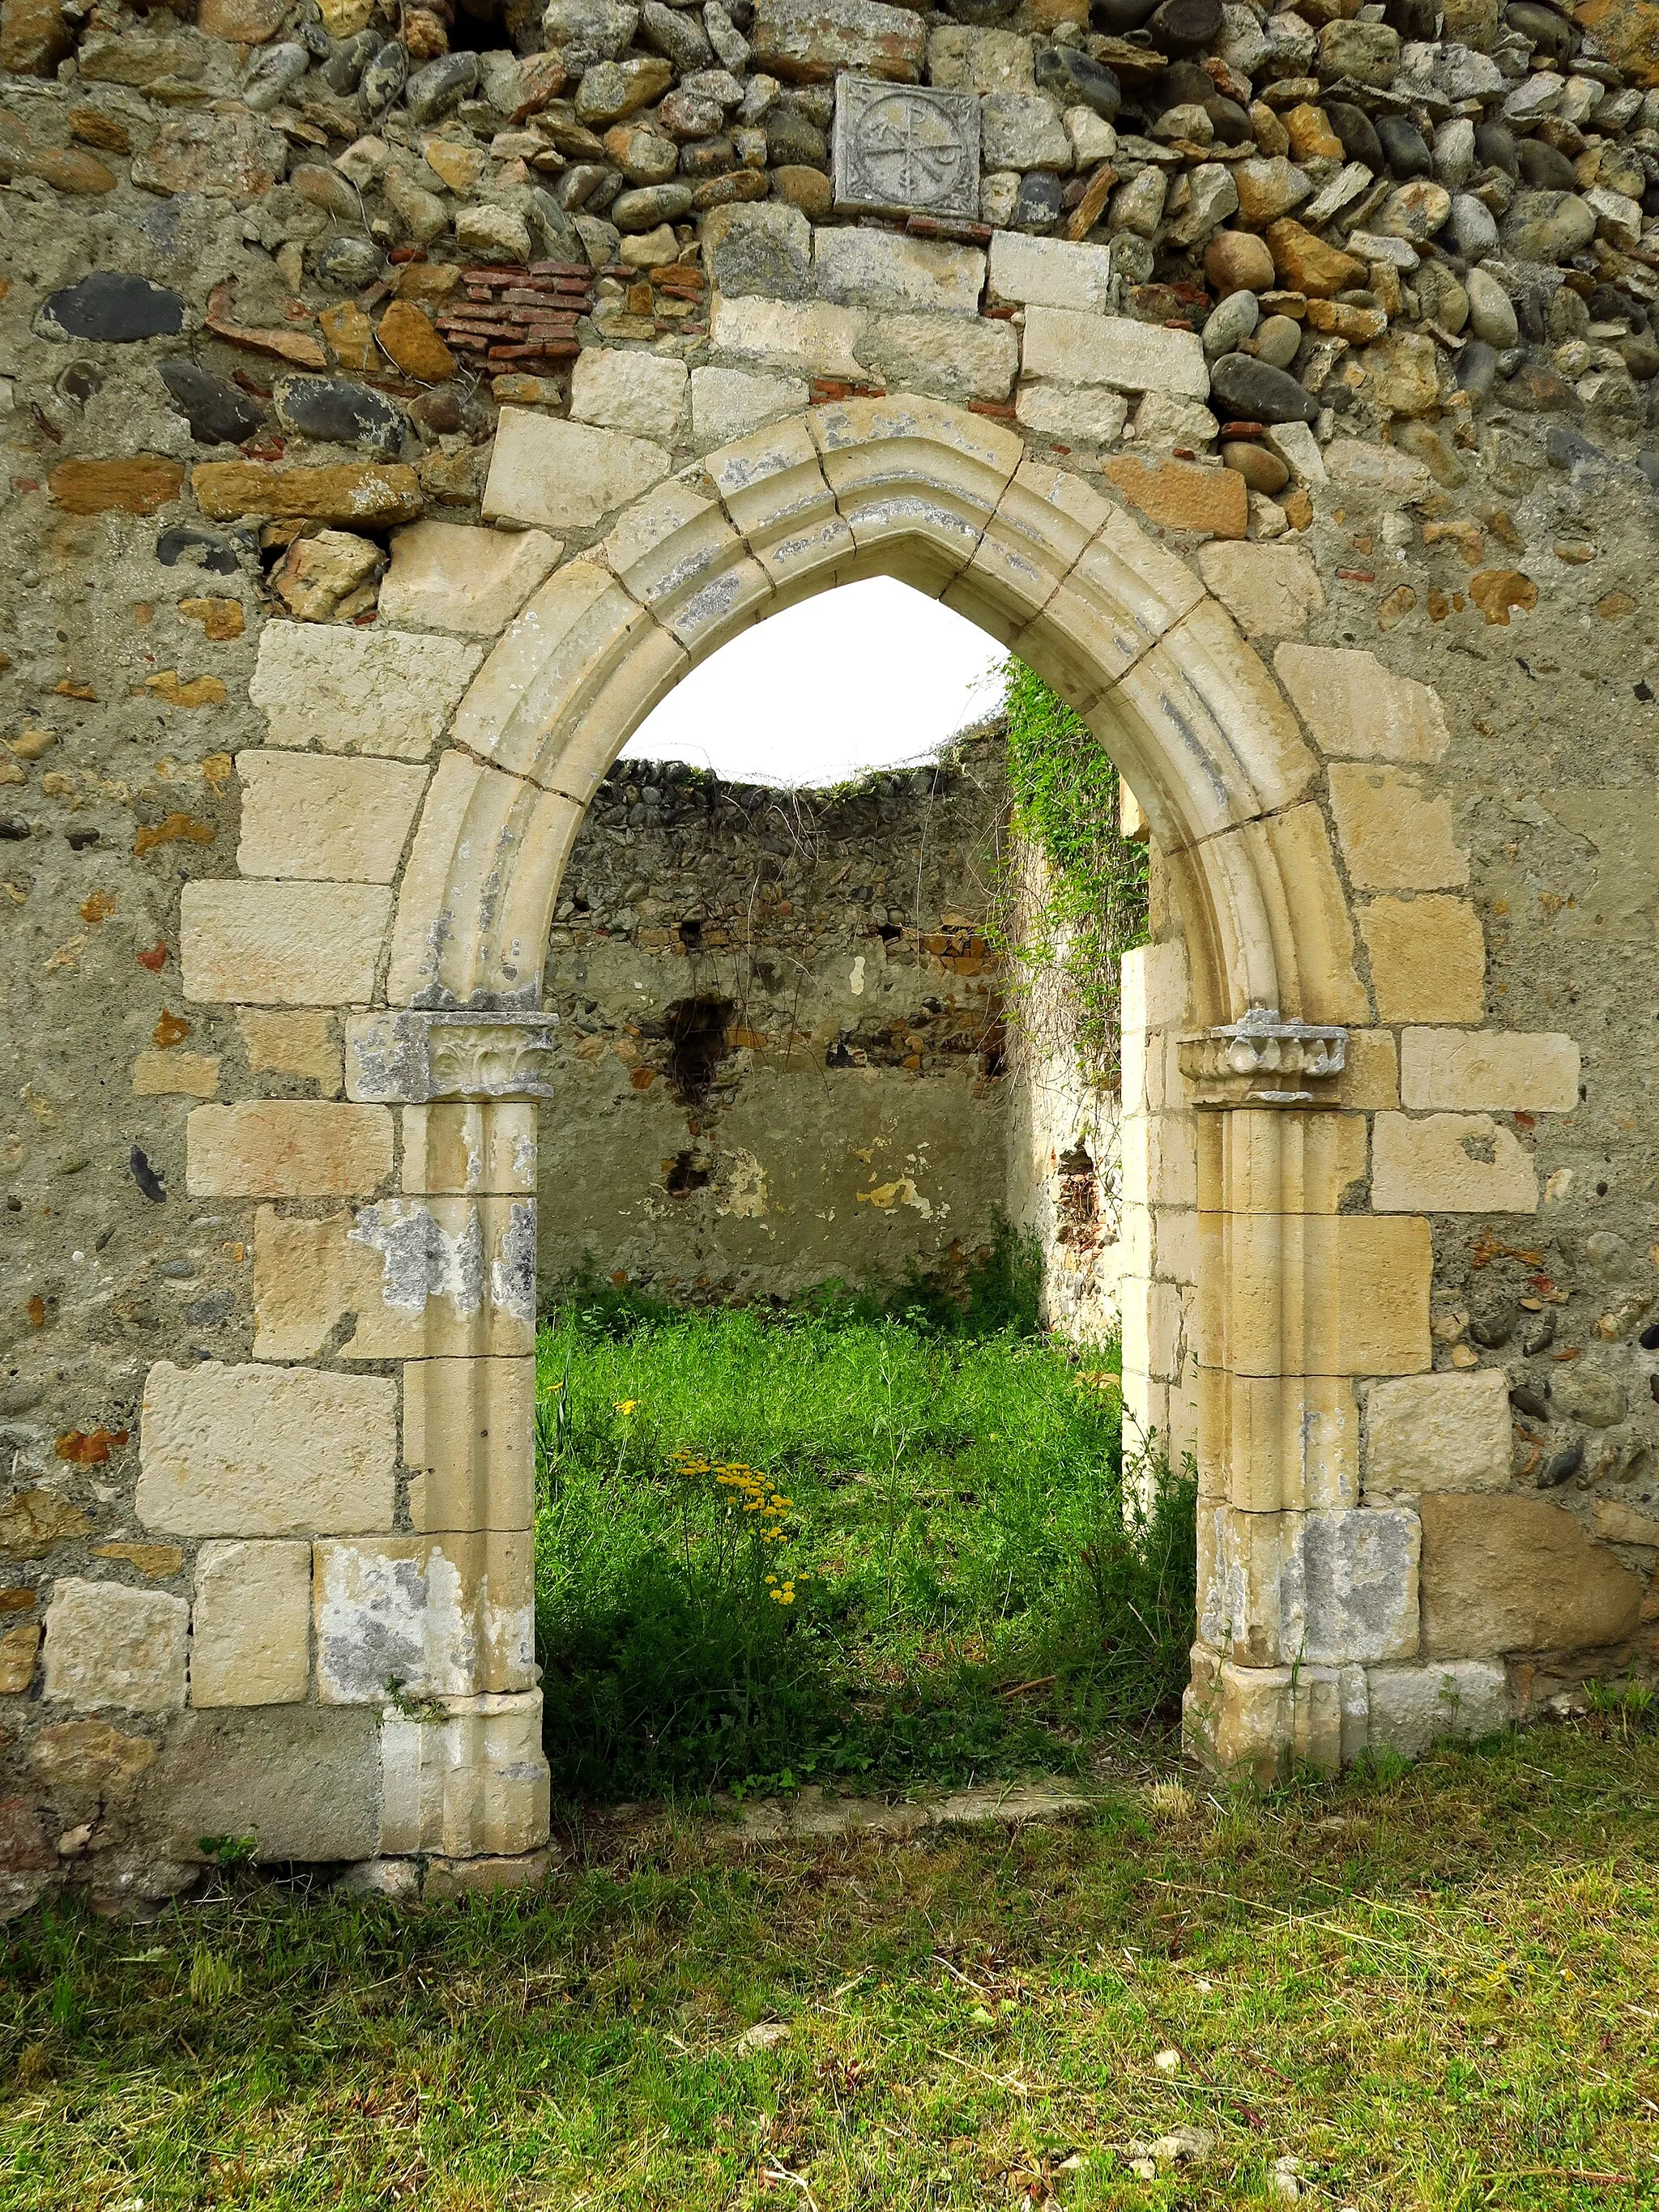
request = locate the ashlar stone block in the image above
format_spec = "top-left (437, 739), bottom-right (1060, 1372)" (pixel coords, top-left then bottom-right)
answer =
top-left (378, 521), bottom-right (562, 637)
top-left (1328, 764), bottom-right (1469, 891)
top-left (1021, 306), bottom-right (1209, 398)
top-left (1273, 641), bottom-right (1451, 762)
top-left (248, 620), bottom-right (485, 758)
top-left (1421, 1494), bottom-right (1643, 1657)
top-left (138, 1360), bottom-right (397, 1537)
top-left (42, 1579), bottom-right (189, 1712)
top-left (1358, 894), bottom-right (1485, 1023)
top-left (482, 405), bottom-right (671, 531)
top-left (402, 1102), bottom-right (537, 1196)
top-left (237, 1008), bottom-right (341, 1094)
top-left (187, 1100), bottom-right (393, 1197)
top-left (987, 231), bottom-right (1115, 313)
top-left (813, 227), bottom-right (985, 314)
top-left (570, 347), bottom-right (689, 441)
top-left (379, 1687), bottom-right (549, 1857)
top-left (1363, 1369), bottom-right (1511, 1498)
top-left (1399, 1028), bottom-right (1580, 1114)
top-left (190, 1541), bottom-right (311, 1706)
top-left (181, 880), bottom-right (390, 1007)
top-left (1366, 1660), bottom-right (1510, 1756)
top-left (313, 1531), bottom-right (535, 1702)
top-left (689, 365), bottom-right (810, 446)
top-left (403, 1356), bottom-right (536, 1533)
top-left (1372, 1110), bottom-right (1537, 1213)
top-left (236, 752), bottom-right (429, 884)
top-left (1196, 541), bottom-right (1324, 639)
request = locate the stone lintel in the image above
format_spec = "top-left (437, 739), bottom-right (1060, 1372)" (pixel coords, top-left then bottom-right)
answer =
top-left (346, 1011), bottom-right (557, 1105)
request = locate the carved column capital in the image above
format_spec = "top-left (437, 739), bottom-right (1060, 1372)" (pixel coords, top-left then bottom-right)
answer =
top-left (1179, 1007), bottom-right (1347, 1109)
top-left (345, 1011), bottom-right (557, 1104)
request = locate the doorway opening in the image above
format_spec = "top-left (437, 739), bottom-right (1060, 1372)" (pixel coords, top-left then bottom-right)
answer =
top-left (527, 582), bottom-right (1192, 1801)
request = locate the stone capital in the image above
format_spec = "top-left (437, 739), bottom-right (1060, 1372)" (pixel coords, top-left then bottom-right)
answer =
top-left (345, 1011), bottom-right (557, 1104)
top-left (1179, 1006), bottom-right (1348, 1109)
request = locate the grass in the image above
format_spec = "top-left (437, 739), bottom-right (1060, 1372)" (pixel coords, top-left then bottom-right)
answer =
top-left (5, 1722), bottom-right (1659, 2207)
top-left (533, 1295), bottom-right (1195, 1800)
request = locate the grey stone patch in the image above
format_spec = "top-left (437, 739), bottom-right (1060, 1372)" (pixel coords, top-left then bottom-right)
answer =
top-left (491, 1203), bottom-right (538, 1326)
top-left (1282, 1508), bottom-right (1420, 1665)
top-left (350, 1202), bottom-right (487, 1319)
top-left (344, 1012), bottom-right (559, 1102)
top-left (704, 201), bottom-right (815, 300)
top-left (134, 1707), bottom-right (382, 1865)
top-left (36, 272), bottom-right (187, 344)
top-left (714, 1776), bottom-right (1102, 1843)
top-left (1366, 1660), bottom-right (1511, 1756)
top-left (833, 75), bottom-right (980, 222)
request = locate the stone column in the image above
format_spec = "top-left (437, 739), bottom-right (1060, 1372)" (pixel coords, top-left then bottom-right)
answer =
top-left (346, 1011), bottom-right (557, 1862)
top-left (1176, 1011), bottom-right (1414, 1779)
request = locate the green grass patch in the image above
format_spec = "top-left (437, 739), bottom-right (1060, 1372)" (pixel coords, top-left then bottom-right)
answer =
top-left (535, 1300), bottom-right (1194, 1801)
top-left (6, 1724), bottom-right (1659, 2208)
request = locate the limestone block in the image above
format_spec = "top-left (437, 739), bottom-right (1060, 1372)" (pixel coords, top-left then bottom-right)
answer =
top-left (703, 202), bottom-right (814, 301)
top-left (237, 1008), bottom-right (342, 1095)
top-left (570, 347), bottom-right (690, 441)
top-left (1282, 1507), bottom-right (1421, 1664)
top-left (926, 24), bottom-right (1034, 96)
top-left (987, 231), bottom-right (1115, 313)
top-left (313, 1531), bottom-right (535, 1701)
top-left (1007, 497), bottom-right (1205, 712)
top-left (1328, 765), bottom-right (1468, 891)
top-left (181, 880), bottom-right (390, 1007)
top-left (132, 1050), bottom-right (220, 1098)
top-left (689, 364), bottom-right (810, 445)
top-left (1104, 599), bottom-right (1317, 842)
top-left (1399, 1029), bottom-right (1580, 1114)
top-left (1021, 307), bottom-right (1209, 398)
top-left (1421, 1494), bottom-right (1644, 1657)
top-left (379, 1687), bottom-right (550, 1856)
top-left (1120, 1111), bottom-right (1198, 1210)
top-left (377, 521), bottom-right (561, 637)
top-left (450, 556), bottom-right (684, 791)
top-left (703, 413), bottom-right (853, 595)
top-left (1184, 1653), bottom-right (1315, 1781)
top-left (190, 1541), bottom-right (311, 1706)
top-left (0, 1622), bottom-right (39, 1693)
top-left (1013, 381), bottom-right (1128, 446)
top-left (1333, 1030), bottom-right (1399, 1110)
top-left (1123, 938), bottom-right (1191, 1031)
top-left (953, 455), bottom-right (1114, 641)
top-left (1363, 1369), bottom-right (1510, 1498)
top-left (402, 1102), bottom-right (537, 1196)
top-left (1195, 1108), bottom-right (1367, 1216)
top-left (1196, 542), bottom-right (1324, 637)
top-left (980, 89), bottom-right (1071, 172)
top-left (600, 471), bottom-right (773, 654)
top-left (750, 0), bottom-right (925, 83)
top-left (385, 757), bottom-right (589, 1007)
top-left (1358, 895), bottom-right (1485, 1023)
top-left (1198, 1370), bottom-right (1359, 1512)
top-left (1273, 641), bottom-right (1451, 762)
top-left (1372, 1111), bottom-right (1537, 1213)
top-left (42, 1579), bottom-right (189, 1712)
top-left (404, 1356), bottom-right (536, 1532)
top-left (808, 391), bottom-right (1021, 592)
top-left (137, 1360), bottom-right (397, 1537)
top-left (813, 228), bottom-right (986, 315)
top-left (248, 620), bottom-right (485, 759)
top-left (481, 405), bottom-right (670, 531)
top-left (134, 1706), bottom-right (382, 1865)
top-left (236, 752), bottom-right (428, 884)
top-left (859, 310), bottom-right (1019, 405)
top-left (710, 290), bottom-right (870, 378)
top-left (1366, 1660), bottom-right (1510, 1756)
top-left (188, 1101), bottom-right (392, 1197)
top-left (251, 1196), bottom-right (536, 1360)
top-left (1200, 1212), bottom-right (1433, 1379)
top-left (1593, 1499), bottom-right (1659, 1547)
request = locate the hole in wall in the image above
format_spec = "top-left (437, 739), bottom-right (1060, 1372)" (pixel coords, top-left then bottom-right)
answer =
top-left (659, 996), bottom-right (734, 1106)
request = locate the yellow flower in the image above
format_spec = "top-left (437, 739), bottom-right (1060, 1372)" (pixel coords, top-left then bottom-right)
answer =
top-left (613, 1399), bottom-right (638, 1417)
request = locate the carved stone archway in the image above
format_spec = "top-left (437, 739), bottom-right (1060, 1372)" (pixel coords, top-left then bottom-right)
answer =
top-left (165, 394), bottom-right (1465, 1873)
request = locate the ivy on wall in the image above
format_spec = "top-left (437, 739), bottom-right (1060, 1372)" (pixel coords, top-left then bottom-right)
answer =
top-left (989, 660), bottom-right (1150, 1093)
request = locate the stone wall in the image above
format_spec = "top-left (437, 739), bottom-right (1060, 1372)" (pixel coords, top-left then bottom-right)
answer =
top-left (537, 735), bottom-right (1013, 1303)
top-left (0, 0), bottom-right (1657, 1905)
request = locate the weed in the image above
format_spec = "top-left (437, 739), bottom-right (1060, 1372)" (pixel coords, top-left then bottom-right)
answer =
top-left (534, 1305), bottom-right (1194, 1798)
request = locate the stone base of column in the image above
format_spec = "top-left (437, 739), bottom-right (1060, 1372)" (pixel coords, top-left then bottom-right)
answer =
top-left (379, 1689), bottom-right (551, 1858)
top-left (1183, 1643), bottom-right (1367, 1780)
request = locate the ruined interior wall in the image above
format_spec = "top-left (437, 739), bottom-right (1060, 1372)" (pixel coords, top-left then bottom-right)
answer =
top-left (537, 735), bottom-right (1012, 1303)
top-left (0, 0), bottom-right (1657, 1900)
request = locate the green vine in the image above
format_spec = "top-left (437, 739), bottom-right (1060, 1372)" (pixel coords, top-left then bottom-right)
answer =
top-left (987, 659), bottom-right (1150, 1090)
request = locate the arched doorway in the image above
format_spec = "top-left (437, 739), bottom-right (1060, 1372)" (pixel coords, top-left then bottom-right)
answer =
top-left (164, 395), bottom-right (1451, 1869)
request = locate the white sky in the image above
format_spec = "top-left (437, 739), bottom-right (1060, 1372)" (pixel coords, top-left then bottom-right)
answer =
top-left (620, 576), bottom-right (1007, 788)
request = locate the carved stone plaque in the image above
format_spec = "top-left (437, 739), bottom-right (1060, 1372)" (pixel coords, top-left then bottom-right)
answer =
top-left (833, 76), bottom-right (981, 223)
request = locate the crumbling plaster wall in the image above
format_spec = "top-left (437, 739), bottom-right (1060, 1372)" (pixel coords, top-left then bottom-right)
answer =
top-left (537, 736), bottom-right (1013, 1302)
top-left (0, 0), bottom-right (1656, 1907)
